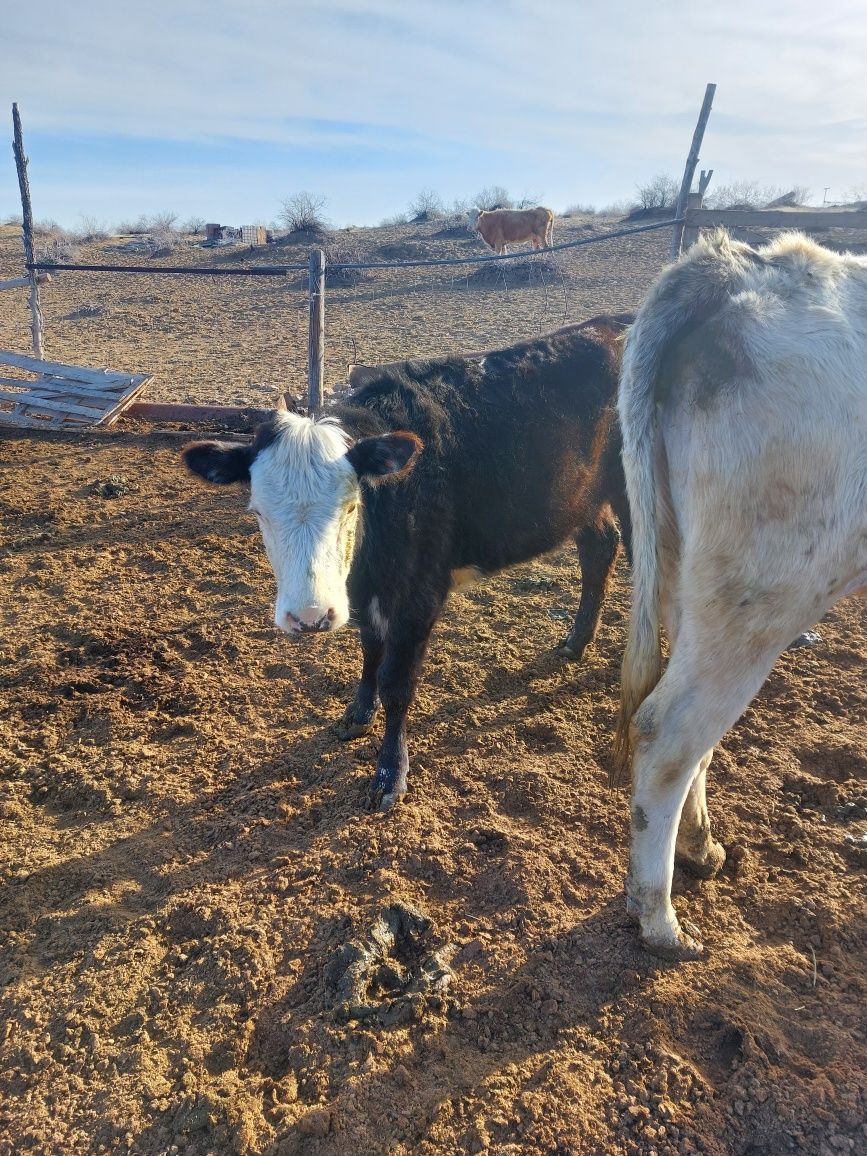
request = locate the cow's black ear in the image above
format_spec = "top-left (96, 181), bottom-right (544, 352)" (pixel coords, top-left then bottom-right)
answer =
top-left (182, 440), bottom-right (254, 485)
top-left (346, 432), bottom-right (423, 483)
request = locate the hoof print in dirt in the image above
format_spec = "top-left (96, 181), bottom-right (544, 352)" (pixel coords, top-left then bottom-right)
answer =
top-left (326, 902), bottom-right (455, 1026)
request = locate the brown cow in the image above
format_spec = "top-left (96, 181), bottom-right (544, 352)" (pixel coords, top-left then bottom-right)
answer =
top-left (468, 206), bottom-right (554, 254)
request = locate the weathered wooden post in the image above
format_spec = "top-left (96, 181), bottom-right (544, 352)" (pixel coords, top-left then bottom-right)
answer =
top-left (670, 84), bottom-right (716, 261)
top-left (681, 171), bottom-right (713, 252)
top-left (307, 249), bottom-right (325, 414)
top-left (11, 103), bottom-right (45, 359)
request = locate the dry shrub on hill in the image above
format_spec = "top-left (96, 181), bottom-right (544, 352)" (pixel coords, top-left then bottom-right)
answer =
top-left (278, 192), bottom-right (329, 238)
top-left (464, 254), bottom-right (568, 286)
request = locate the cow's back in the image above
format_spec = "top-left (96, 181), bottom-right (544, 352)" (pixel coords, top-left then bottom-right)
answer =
top-left (339, 320), bottom-right (627, 575)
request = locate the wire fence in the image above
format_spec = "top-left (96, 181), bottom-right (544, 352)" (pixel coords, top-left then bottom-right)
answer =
top-left (7, 215), bottom-right (681, 413)
top-left (28, 217), bottom-right (682, 278)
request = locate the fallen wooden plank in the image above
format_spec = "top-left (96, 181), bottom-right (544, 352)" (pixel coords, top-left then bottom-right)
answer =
top-left (100, 375), bottom-right (153, 426)
top-left (8, 381), bottom-right (141, 405)
top-left (0, 406), bottom-right (66, 429)
top-left (0, 391), bottom-right (106, 418)
top-left (0, 272), bottom-right (52, 291)
top-left (0, 349), bottom-right (127, 385)
top-left (125, 401), bottom-right (276, 424)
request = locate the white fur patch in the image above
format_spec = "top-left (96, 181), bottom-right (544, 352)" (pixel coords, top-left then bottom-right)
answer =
top-left (368, 595), bottom-right (389, 640)
top-left (248, 412), bottom-right (360, 632)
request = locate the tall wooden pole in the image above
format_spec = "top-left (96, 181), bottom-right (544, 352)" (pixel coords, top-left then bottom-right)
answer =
top-left (669, 83), bottom-right (716, 261)
top-left (12, 103), bottom-right (45, 359)
top-left (307, 248), bottom-right (325, 414)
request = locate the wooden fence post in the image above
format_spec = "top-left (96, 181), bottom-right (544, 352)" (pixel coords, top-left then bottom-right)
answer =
top-left (670, 83), bottom-right (716, 261)
top-left (12, 103), bottom-right (45, 360)
top-left (307, 249), bottom-right (325, 414)
top-left (681, 192), bottom-right (704, 252)
top-left (681, 169), bottom-right (713, 252)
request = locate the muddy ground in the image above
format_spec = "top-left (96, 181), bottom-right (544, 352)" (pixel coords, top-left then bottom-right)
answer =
top-left (0, 218), bottom-right (865, 1155)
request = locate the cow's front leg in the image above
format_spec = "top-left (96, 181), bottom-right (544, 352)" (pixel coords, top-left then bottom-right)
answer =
top-left (368, 611), bottom-right (439, 811)
top-left (338, 625), bottom-right (384, 740)
top-left (558, 515), bottom-right (620, 660)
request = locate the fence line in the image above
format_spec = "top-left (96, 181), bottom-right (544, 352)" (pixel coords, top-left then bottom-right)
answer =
top-left (28, 217), bottom-right (683, 280)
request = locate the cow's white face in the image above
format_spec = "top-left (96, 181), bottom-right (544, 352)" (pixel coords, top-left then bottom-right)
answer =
top-left (249, 415), bottom-right (359, 632)
top-left (183, 411), bottom-right (423, 635)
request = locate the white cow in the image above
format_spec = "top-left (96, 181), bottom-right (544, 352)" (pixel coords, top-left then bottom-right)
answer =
top-left (615, 230), bottom-right (867, 959)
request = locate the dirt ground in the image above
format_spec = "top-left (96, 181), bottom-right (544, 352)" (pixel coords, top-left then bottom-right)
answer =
top-left (0, 218), bottom-right (865, 1156)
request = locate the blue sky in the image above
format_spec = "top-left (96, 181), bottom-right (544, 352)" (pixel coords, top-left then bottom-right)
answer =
top-left (3, 0), bottom-right (867, 229)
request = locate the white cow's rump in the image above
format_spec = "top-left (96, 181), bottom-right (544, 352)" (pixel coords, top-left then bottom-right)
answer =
top-left (615, 230), bottom-right (867, 959)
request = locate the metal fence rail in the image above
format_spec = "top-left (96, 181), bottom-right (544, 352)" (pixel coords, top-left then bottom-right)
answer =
top-left (27, 217), bottom-right (683, 279)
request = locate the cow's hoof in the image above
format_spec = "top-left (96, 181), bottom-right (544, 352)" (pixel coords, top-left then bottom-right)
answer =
top-left (556, 635), bottom-right (587, 661)
top-left (642, 921), bottom-right (704, 961)
top-left (675, 838), bottom-right (726, 880)
top-left (338, 704), bottom-right (379, 741)
top-left (366, 784), bottom-right (406, 812)
top-left (366, 766), bottom-right (407, 812)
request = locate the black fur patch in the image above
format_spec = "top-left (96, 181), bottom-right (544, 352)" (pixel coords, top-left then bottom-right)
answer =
top-left (182, 440), bottom-right (255, 485)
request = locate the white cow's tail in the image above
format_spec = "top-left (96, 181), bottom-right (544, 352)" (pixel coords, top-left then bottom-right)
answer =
top-left (612, 229), bottom-right (754, 782)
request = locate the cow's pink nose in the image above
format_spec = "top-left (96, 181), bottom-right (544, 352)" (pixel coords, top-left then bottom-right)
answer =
top-left (289, 607), bottom-right (335, 633)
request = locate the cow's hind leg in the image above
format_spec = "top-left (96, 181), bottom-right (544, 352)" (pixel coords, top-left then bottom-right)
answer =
top-left (675, 757), bottom-right (726, 880)
top-left (627, 654), bottom-right (775, 960)
top-left (338, 625), bottom-right (384, 740)
top-left (626, 586), bottom-right (810, 959)
top-left (558, 514), bottom-right (620, 660)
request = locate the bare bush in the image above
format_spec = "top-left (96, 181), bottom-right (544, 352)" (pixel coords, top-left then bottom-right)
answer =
top-left (703, 180), bottom-right (809, 210)
top-left (562, 202), bottom-right (598, 216)
top-left (407, 188), bottom-right (445, 223)
top-left (323, 239), bottom-right (369, 286)
top-left (705, 180), bottom-right (776, 209)
top-left (3, 213), bottom-right (22, 226)
top-left (515, 191), bottom-right (544, 209)
top-left (76, 215), bottom-right (110, 242)
top-left (379, 212), bottom-right (410, 227)
top-left (149, 224), bottom-right (180, 257)
top-left (37, 232), bottom-right (80, 264)
top-left (115, 215), bottom-right (152, 235)
top-left (473, 185), bottom-right (513, 211)
top-left (279, 192), bottom-right (329, 236)
top-left (32, 219), bottom-right (63, 236)
top-left (635, 174), bottom-right (679, 212)
top-left (600, 199), bottom-right (636, 217)
top-left (149, 211), bottom-right (179, 231)
top-left (183, 216), bottom-right (207, 235)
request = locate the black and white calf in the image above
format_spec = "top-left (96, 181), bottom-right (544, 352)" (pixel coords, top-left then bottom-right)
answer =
top-left (183, 318), bottom-right (632, 808)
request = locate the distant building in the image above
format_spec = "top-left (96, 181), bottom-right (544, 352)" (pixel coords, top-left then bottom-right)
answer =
top-left (202, 223), bottom-right (244, 247)
top-left (241, 225), bottom-right (267, 246)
